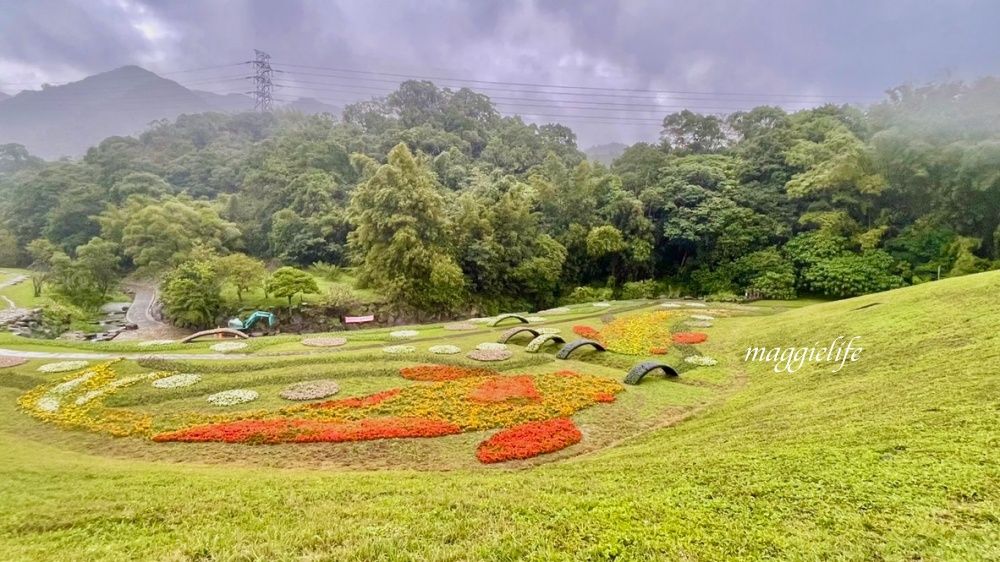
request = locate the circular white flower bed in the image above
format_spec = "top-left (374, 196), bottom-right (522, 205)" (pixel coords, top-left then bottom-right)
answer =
top-left (467, 349), bottom-right (513, 362)
top-left (301, 337), bottom-right (347, 347)
top-left (211, 341), bottom-right (248, 352)
top-left (592, 302), bottom-right (612, 308)
top-left (685, 355), bottom-right (718, 366)
top-left (0, 357), bottom-right (27, 369)
top-left (428, 345), bottom-right (462, 354)
top-left (536, 327), bottom-right (561, 335)
top-left (389, 330), bottom-right (419, 340)
top-left (152, 374), bottom-right (202, 389)
top-left (38, 361), bottom-right (89, 373)
top-left (538, 307), bottom-right (571, 315)
top-left (280, 380), bottom-right (340, 401)
top-left (690, 314), bottom-right (715, 321)
top-left (525, 316), bottom-right (546, 323)
top-left (137, 339), bottom-right (175, 347)
top-left (476, 342), bottom-right (507, 351)
top-left (443, 322), bottom-right (477, 331)
top-left (686, 320), bottom-right (714, 328)
top-left (207, 389), bottom-right (259, 406)
top-left (660, 303), bottom-right (681, 308)
top-left (685, 302), bottom-right (707, 308)
top-left (382, 345), bottom-right (416, 354)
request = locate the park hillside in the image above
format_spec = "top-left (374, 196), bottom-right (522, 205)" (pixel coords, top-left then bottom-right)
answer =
top-left (0, 267), bottom-right (997, 560)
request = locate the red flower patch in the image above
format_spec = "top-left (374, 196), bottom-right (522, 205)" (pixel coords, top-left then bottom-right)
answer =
top-left (476, 418), bottom-right (582, 463)
top-left (649, 347), bottom-right (670, 355)
top-left (594, 393), bottom-right (616, 403)
top-left (672, 332), bottom-right (708, 345)
top-left (468, 376), bottom-right (541, 403)
top-left (309, 388), bottom-right (401, 409)
top-left (153, 417), bottom-right (462, 444)
top-left (573, 325), bottom-right (601, 339)
top-left (400, 365), bottom-right (496, 381)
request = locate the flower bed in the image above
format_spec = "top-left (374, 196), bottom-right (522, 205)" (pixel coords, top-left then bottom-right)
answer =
top-left (38, 361), bottom-right (89, 373)
top-left (0, 357), bottom-right (27, 369)
top-left (443, 322), bottom-right (477, 331)
top-left (154, 417), bottom-right (463, 444)
top-left (685, 302), bottom-right (707, 308)
top-left (476, 418), bottom-right (582, 463)
top-left (207, 389), bottom-right (258, 406)
top-left (599, 311), bottom-right (678, 355)
top-left (660, 303), bottom-right (681, 308)
top-left (137, 339), bottom-right (175, 347)
top-left (389, 330), bottom-right (419, 340)
top-left (536, 327), bottom-right (561, 335)
top-left (382, 345), bottom-right (416, 354)
top-left (280, 380), bottom-right (340, 401)
top-left (685, 355), bottom-right (718, 366)
top-left (428, 345), bottom-right (461, 355)
top-left (573, 325), bottom-right (601, 339)
top-left (538, 307), bottom-right (570, 315)
top-left (525, 316), bottom-right (546, 323)
top-left (592, 302), bottom-right (612, 308)
top-left (476, 342), bottom-right (507, 351)
top-left (525, 334), bottom-right (563, 353)
top-left (211, 341), bottom-right (248, 352)
top-left (152, 374), bottom-right (201, 389)
top-left (301, 337), bottom-right (347, 347)
top-left (672, 332), bottom-right (708, 345)
top-left (467, 349), bottom-right (513, 362)
top-left (649, 347), bottom-right (669, 355)
top-left (468, 376), bottom-right (541, 403)
top-left (686, 320), bottom-right (714, 328)
top-left (400, 365), bottom-right (496, 381)
top-left (690, 314), bottom-right (715, 321)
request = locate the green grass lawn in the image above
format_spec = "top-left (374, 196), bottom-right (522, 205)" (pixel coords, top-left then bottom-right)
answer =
top-left (1, 274), bottom-right (998, 560)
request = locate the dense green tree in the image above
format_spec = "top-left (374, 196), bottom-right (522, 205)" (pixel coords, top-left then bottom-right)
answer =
top-left (160, 260), bottom-right (223, 328)
top-left (266, 266), bottom-right (320, 306)
top-left (215, 253), bottom-right (267, 303)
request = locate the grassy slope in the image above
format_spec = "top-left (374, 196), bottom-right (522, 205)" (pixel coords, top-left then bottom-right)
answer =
top-left (1, 273), bottom-right (999, 560)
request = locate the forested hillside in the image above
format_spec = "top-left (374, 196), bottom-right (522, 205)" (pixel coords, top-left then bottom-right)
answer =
top-left (1, 78), bottom-right (998, 323)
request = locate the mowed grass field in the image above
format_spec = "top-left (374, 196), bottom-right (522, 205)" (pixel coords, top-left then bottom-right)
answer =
top-left (1, 273), bottom-right (999, 560)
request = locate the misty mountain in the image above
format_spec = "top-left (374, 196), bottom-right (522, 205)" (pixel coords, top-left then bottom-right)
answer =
top-left (0, 66), bottom-right (341, 160)
top-left (0, 92), bottom-right (9, 102)
top-left (585, 142), bottom-right (628, 165)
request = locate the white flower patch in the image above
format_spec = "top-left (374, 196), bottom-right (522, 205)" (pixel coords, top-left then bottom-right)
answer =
top-left (49, 371), bottom-right (98, 395)
top-left (36, 396), bottom-right (61, 413)
top-left (137, 339), bottom-right (175, 347)
top-left (690, 314), bottom-right (715, 321)
top-left (536, 327), bottom-right (561, 335)
top-left (685, 302), bottom-right (707, 308)
top-left (467, 317), bottom-right (495, 324)
top-left (207, 389), bottom-right (259, 406)
top-left (428, 345), bottom-right (461, 355)
top-left (210, 341), bottom-right (248, 352)
top-left (38, 361), bottom-right (89, 373)
top-left (660, 303), bottom-right (681, 308)
top-left (592, 302), bottom-right (612, 308)
top-left (75, 373), bottom-right (162, 405)
top-left (152, 374), bottom-right (202, 389)
top-left (525, 316), bottom-right (546, 323)
top-left (538, 307), bottom-right (570, 315)
top-left (685, 356), bottom-right (718, 366)
top-left (382, 345), bottom-right (416, 354)
top-left (389, 330), bottom-right (419, 340)
top-left (686, 320), bottom-right (714, 328)
top-left (280, 380), bottom-right (340, 401)
top-left (75, 390), bottom-right (105, 406)
top-left (476, 342), bottom-right (507, 351)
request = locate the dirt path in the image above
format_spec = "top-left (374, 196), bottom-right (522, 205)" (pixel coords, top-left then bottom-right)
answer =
top-left (115, 283), bottom-right (189, 341)
top-left (0, 275), bottom-right (27, 310)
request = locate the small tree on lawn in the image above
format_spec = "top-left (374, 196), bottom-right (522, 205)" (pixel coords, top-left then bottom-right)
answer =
top-left (266, 266), bottom-right (319, 307)
top-left (216, 253), bottom-right (267, 303)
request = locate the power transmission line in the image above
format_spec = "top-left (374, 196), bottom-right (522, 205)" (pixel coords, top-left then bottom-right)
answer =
top-left (250, 50), bottom-right (274, 112)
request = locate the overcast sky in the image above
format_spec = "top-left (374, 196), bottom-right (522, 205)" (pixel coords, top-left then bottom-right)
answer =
top-left (1, 0), bottom-right (999, 146)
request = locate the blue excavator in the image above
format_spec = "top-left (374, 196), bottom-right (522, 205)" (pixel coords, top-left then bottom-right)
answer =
top-left (228, 311), bottom-right (277, 333)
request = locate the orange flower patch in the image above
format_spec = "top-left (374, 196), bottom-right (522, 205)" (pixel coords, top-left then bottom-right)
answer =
top-left (594, 393), bottom-right (616, 403)
top-left (468, 376), bottom-right (541, 403)
top-left (400, 365), bottom-right (496, 381)
top-left (573, 325), bottom-right (601, 339)
top-left (309, 388), bottom-right (401, 409)
top-left (153, 417), bottom-right (462, 444)
top-left (672, 332), bottom-right (708, 344)
top-left (649, 347), bottom-right (670, 355)
top-left (476, 418), bottom-right (582, 463)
